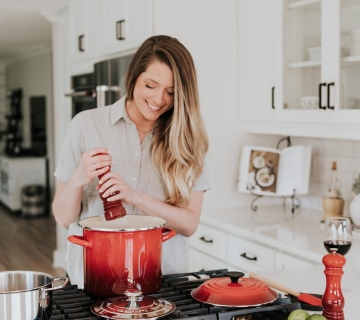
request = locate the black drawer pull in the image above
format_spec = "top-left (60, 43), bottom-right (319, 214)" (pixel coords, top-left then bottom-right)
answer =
top-left (327, 82), bottom-right (335, 110)
top-left (199, 236), bottom-right (213, 243)
top-left (78, 35), bottom-right (85, 52)
top-left (240, 252), bottom-right (257, 261)
top-left (318, 82), bottom-right (327, 109)
top-left (116, 20), bottom-right (125, 40)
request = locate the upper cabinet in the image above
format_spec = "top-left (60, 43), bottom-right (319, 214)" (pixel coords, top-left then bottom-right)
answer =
top-left (238, 0), bottom-right (282, 131)
top-left (68, 0), bottom-right (102, 63)
top-left (100, 0), bottom-right (153, 56)
top-left (239, 0), bottom-right (360, 140)
top-left (68, 0), bottom-right (153, 72)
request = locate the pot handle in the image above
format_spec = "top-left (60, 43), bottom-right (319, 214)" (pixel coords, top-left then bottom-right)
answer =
top-left (161, 227), bottom-right (176, 242)
top-left (68, 235), bottom-right (92, 248)
top-left (39, 276), bottom-right (69, 309)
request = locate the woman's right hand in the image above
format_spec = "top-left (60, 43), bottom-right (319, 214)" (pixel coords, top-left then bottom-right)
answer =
top-left (73, 147), bottom-right (113, 186)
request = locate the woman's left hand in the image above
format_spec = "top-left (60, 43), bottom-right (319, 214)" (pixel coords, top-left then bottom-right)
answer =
top-left (97, 172), bottom-right (137, 204)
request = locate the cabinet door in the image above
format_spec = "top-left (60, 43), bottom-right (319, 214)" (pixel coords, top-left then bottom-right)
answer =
top-left (189, 224), bottom-right (227, 261)
top-left (328, 0), bottom-right (360, 129)
top-left (100, 0), bottom-right (153, 56)
top-left (68, 0), bottom-right (101, 63)
top-left (238, 0), bottom-right (282, 130)
top-left (278, 0), bottom-right (331, 126)
top-left (227, 235), bottom-right (275, 272)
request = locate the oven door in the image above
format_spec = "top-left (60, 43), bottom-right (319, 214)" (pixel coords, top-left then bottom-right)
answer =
top-left (66, 91), bottom-right (96, 117)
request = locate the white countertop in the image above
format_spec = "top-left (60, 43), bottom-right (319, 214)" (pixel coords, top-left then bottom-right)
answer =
top-left (201, 205), bottom-right (360, 319)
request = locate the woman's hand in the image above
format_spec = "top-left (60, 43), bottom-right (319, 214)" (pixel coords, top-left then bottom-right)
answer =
top-left (73, 147), bottom-right (112, 186)
top-left (97, 171), bottom-right (138, 205)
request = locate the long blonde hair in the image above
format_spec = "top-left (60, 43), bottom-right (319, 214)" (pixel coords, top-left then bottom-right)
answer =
top-left (126, 35), bottom-right (208, 206)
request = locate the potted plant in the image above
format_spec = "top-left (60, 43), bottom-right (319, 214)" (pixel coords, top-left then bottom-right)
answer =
top-left (349, 174), bottom-right (360, 226)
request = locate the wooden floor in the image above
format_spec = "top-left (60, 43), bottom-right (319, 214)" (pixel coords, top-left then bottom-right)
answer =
top-left (0, 204), bottom-right (66, 277)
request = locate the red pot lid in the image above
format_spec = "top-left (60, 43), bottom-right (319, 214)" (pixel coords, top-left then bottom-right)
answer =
top-left (191, 271), bottom-right (278, 307)
top-left (90, 289), bottom-right (175, 319)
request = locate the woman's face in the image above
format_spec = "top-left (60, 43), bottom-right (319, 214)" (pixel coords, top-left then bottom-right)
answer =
top-left (129, 60), bottom-right (174, 124)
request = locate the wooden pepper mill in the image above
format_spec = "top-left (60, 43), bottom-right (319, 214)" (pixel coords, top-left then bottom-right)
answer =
top-left (322, 248), bottom-right (346, 320)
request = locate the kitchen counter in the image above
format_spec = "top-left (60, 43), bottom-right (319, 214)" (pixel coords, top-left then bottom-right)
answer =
top-left (200, 205), bottom-right (360, 319)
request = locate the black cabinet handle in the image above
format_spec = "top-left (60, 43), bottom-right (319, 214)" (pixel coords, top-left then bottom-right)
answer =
top-left (327, 82), bottom-right (334, 110)
top-left (318, 82), bottom-right (327, 109)
top-left (271, 87), bottom-right (275, 109)
top-left (199, 236), bottom-right (213, 243)
top-left (116, 20), bottom-right (125, 40)
top-left (240, 252), bottom-right (257, 261)
top-left (78, 35), bottom-right (85, 52)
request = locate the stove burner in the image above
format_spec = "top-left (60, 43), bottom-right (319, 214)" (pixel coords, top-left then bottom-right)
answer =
top-left (49, 269), bottom-right (301, 320)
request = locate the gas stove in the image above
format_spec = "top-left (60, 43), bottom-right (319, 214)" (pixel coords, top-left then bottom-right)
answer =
top-left (49, 269), bottom-right (301, 320)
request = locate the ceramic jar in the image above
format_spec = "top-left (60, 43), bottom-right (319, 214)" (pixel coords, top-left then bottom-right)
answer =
top-left (349, 194), bottom-right (360, 226)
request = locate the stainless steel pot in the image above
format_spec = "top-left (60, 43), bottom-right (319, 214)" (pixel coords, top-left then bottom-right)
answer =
top-left (0, 270), bottom-right (69, 320)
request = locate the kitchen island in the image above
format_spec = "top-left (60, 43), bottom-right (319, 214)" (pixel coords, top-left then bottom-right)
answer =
top-left (197, 205), bottom-right (360, 319)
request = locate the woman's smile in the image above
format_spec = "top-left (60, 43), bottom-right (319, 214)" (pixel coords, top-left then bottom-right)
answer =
top-left (146, 100), bottom-right (162, 111)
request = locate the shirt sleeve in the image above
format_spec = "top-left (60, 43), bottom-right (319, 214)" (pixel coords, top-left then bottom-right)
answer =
top-left (192, 155), bottom-right (211, 192)
top-left (54, 113), bottom-right (86, 183)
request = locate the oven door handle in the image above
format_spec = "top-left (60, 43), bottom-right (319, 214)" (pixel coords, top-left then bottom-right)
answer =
top-left (65, 90), bottom-right (96, 98)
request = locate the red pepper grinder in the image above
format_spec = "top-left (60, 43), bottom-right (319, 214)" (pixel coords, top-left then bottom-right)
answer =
top-left (98, 160), bottom-right (127, 221)
top-left (322, 248), bottom-right (346, 320)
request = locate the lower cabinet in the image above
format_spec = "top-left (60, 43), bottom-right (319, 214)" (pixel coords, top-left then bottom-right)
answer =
top-left (189, 222), bottom-right (318, 272)
top-left (227, 234), bottom-right (275, 272)
top-left (188, 248), bottom-right (228, 272)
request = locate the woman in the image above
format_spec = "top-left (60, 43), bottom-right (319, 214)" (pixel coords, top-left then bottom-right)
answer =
top-left (52, 35), bottom-right (210, 287)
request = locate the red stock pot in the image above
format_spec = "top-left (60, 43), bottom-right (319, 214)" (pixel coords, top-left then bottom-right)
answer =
top-left (68, 215), bottom-right (176, 297)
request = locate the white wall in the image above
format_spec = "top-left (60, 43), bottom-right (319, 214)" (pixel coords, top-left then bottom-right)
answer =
top-left (292, 137), bottom-right (360, 216)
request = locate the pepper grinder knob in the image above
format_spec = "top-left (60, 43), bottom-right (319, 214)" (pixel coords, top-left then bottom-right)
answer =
top-left (322, 248), bottom-right (346, 320)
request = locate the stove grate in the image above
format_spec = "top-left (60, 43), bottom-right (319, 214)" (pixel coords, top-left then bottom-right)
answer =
top-left (49, 269), bottom-right (301, 320)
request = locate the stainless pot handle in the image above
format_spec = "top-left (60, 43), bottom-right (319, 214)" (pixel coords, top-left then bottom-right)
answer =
top-left (39, 277), bottom-right (69, 309)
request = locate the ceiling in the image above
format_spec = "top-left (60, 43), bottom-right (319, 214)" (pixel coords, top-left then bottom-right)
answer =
top-left (0, 0), bottom-right (70, 63)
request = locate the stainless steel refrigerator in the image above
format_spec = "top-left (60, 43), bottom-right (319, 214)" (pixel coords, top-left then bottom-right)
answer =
top-left (94, 54), bottom-right (134, 108)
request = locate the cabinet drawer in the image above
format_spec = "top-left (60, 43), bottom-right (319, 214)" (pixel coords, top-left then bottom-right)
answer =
top-left (190, 224), bottom-right (226, 261)
top-left (227, 235), bottom-right (275, 272)
top-left (188, 249), bottom-right (227, 272)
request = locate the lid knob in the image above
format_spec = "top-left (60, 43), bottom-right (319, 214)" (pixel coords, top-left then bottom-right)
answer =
top-left (225, 271), bottom-right (245, 283)
top-left (124, 289), bottom-right (142, 309)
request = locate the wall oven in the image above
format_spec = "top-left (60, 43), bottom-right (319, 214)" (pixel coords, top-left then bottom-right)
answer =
top-left (66, 73), bottom-right (96, 117)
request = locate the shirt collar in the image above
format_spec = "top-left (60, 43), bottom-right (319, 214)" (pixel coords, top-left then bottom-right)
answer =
top-left (111, 95), bottom-right (132, 125)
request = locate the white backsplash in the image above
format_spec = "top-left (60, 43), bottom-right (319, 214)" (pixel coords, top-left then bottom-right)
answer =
top-left (291, 137), bottom-right (360, 216)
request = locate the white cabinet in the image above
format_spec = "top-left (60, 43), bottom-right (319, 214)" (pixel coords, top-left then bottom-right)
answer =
top-left (68, 0), bottom-right (101, 63)
top-left (227, 234), bottom-right (275, 272)
top-left (238, 0), bottom-right (360, 140)
top-left (188, 248), bottom-right (227, 272)
top-left (190, 224), bottom-right (227, 261)
top-left (68, 0), bottom-right (152, 72)
top-left (100, 0), bottom-right (153, 56)
top-left (0, 156), bottom-right (47, 212)
top-left (189, 221), bottom-right (317, 273)
top-left (238, 0), bottom-right (282, 126)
